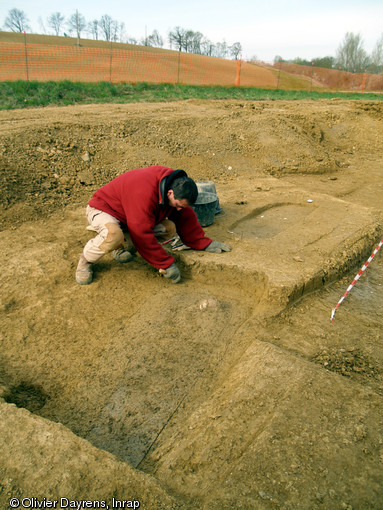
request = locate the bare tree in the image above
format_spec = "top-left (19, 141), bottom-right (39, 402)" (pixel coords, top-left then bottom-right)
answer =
top-left (182, 30), bottom-right (194, 52)
top-left (169, 28), bottom-right (207, 53)
top-left (188, 32), bottom-right (203, 54)
top-left (117, 22), bottom-right (127, 43)
top-left (201, 38), bottom-right (214, 56)
top-left (336, 32), bottom-right (370, 72)
top-left (146, 30), bottom-right (164, 48)
top-left (4, 8), bottom-right (31, 32)
top-left (87, 20), bottom-right (99, 40)
top-left (67, 10), bottom-right (86, 44)
top-left (370, 34), bottom-right (383, 73)
top-left (48, 12), bottom-right (65, 36)
top-left (169, 25), bottom-right (242, 59)
top-left (169, 26), bottom-right (187, 51)
top-left (230, 42), bottom-right (242, 60)
top-left (213, 41), bottom-right (228, 59)
top-left (99, 14), bottom-right (118, 41)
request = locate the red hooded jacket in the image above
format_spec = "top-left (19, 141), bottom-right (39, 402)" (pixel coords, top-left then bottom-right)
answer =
top-left (88, 165), bottom-right (212, 269)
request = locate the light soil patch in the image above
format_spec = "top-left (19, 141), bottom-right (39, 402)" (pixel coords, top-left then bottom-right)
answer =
top-left (0, 99), bottom-right (382, 509)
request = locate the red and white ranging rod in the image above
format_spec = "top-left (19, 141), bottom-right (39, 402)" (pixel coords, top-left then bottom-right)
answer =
top-left (331, 239), bottom-right (383, 322)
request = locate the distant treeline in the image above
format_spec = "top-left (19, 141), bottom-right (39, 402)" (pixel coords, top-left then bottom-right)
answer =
top-left (274, 32), bottom-right (383, 75)
top-left (1, 8), bottom-right (242, 60)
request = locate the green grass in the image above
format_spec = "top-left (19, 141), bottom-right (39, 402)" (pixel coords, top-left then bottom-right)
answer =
top-left (0, 81), bottom-right (382, 110)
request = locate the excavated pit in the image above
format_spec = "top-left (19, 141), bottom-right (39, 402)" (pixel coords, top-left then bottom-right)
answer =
top-left (1, 99), bottom-right (383, 509)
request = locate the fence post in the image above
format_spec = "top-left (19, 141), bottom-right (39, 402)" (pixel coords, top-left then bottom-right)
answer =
top-left (23, 31), bottom-right (29, 81)
top-left (361, 71), bottom-right (367, 93)
top-left (234, 59), bottom-right (241, 87)
top-left (109, 38), bottom-right (113, 82)
top-left (276, 58), bottom-right (282, 90)
top-left (309, 61), bottom-right (314, 92)
top-left (177, 50), bottom-right (181, 84)
top-left (336, 67), bottom-right (341, 91)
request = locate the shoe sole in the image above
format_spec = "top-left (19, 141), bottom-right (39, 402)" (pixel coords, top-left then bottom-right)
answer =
top-left (75, 278), bottom-right (93, 285)
top-left (75, 273), bottom-right (93, 285)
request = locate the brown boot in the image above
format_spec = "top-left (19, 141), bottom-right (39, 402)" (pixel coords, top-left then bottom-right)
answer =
top-left (75, 254), bottom-right (93, 285)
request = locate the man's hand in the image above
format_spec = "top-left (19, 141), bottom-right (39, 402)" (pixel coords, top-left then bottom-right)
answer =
top-left (204, 241), bottom-right (231, 253)
top-left (159, 262), bottom-right (181, 283)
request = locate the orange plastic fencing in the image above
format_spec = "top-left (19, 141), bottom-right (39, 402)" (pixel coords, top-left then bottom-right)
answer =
top-left (0, 41), bottom-right (276, 88)
top-left (2, 41), bottom-right (381, 91)
top-left (273, 61), bottom-right (383, 92)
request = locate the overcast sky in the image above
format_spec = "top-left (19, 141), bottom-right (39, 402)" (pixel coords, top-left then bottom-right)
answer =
top-left (1, 0), bottom-right (382, 62)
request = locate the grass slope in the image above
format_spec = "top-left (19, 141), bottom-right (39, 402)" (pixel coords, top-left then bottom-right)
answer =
top-left (0, 81), bottom-right (382, 110)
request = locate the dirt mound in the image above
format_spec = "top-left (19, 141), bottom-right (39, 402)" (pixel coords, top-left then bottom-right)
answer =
top-left (1, 99), bottom-right (382, 231)
top-left (0, 99), bottom-right (382, 509)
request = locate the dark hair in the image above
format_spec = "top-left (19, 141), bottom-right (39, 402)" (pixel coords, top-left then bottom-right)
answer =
top-left (171, 176), bottom-right (198, 205)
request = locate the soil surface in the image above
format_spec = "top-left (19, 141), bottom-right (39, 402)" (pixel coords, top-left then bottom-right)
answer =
top-left (0, 99), bottom-right (382, 509)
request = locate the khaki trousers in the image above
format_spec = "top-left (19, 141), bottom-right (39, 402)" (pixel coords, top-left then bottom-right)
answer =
top-left (82, 206), bottom-right (176, 263)
top-left (82, 206), bottom-right (128, 263)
